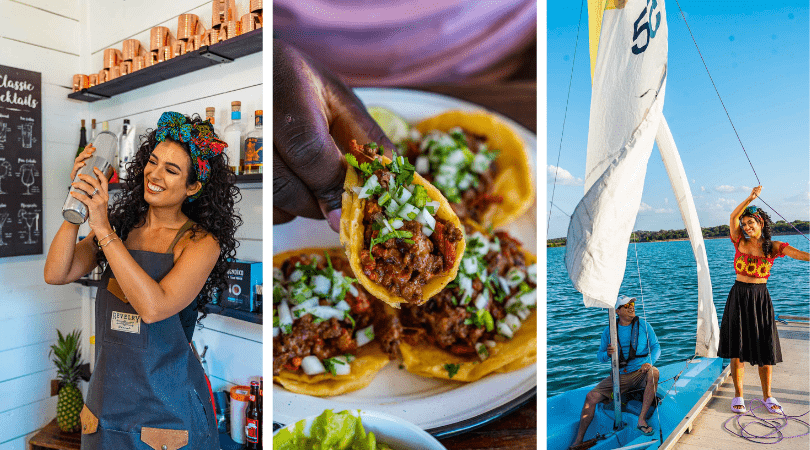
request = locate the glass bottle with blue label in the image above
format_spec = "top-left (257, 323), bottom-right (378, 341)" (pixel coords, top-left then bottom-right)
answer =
top-left (223, 101), bottom-right (243, 175)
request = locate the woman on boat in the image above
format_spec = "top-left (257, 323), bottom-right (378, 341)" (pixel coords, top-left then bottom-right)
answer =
top-left (719, 185), bottom-right (809, 414)
top-left (44, 112), bottom-right (240, 448)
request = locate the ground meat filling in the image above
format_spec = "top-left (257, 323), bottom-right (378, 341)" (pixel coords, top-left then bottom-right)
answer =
top-left (273, 254), bottom-right (402, 376)
top-left (404, 130), bottom-right (503, 223)
top-left (400, 231), bottom-right (532, 356)
top-left (359, 201), bottom-right (462, 302)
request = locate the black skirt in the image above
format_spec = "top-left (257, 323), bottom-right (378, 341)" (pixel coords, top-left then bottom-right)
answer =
top-left (718, 281), bottom-right (782, 366)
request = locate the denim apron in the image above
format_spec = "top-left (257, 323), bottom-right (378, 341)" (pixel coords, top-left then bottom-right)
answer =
top-left (80, 221), bottom-right (219, 450)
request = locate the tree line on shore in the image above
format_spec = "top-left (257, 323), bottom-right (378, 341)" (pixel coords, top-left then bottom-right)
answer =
top-left (547, 220), bottom-right (809, 247)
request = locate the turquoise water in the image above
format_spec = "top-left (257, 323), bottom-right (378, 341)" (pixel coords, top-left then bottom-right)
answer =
top-left (547, 234), bottom-right (809, 397)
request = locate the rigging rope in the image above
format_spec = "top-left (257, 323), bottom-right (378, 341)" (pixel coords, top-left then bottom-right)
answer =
top-left (547, 0), bottom-right (586, 237)
top-left (722, 399), bottom-right (810, 443)
top-left (631, 233), bottom-right (664, 445)
top-left (672, 0), bottom-right (809, 242)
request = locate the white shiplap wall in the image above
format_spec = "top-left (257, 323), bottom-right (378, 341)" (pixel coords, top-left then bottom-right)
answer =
top-left (84, 0), bottom-right (263, 393)
top-left (0, 1), bottom-right (263, 448)
top-left (0, 0), bottom-right (84, 448)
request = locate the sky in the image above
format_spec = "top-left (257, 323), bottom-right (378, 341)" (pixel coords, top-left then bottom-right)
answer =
top-left (546, 0), bottom-right (809, 239)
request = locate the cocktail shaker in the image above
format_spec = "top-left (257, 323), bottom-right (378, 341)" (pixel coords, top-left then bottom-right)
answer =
top-left (62, 131), bottom-right (118, 224)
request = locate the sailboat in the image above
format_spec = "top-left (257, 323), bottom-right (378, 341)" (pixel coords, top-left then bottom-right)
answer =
top-left (548, 0), bottom-right (726, 448)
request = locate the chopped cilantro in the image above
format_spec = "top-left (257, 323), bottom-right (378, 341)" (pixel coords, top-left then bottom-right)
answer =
top-left (364, 327), bottom-right (374, 340)
top-left (464, 318), bottom-right (473, 325)
top-left (444, 363), bottom-right (461, 379)
top-left (519, 282), bottom-right (532, 294)
top-left (322, 357), bottom-right (347, 376)
top-left (343, 312), bottom-right (356, 329)
top-left (273, 316), bottom-right (280, 327)
top-left (281, 324), bottom-right (292, 334)
top-left (369, 230), bottom-right (414, 255)
top-left (412, 185), bottom-right (430, 208)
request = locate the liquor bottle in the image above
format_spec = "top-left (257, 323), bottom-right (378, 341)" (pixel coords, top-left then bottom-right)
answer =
top-left (118, 119), bottom-right (137, 179)
top-left (205, 106), bottom-right (219, 135)
top-left (91, 119), bottom-right (97, 140)
top-left (245, 381), bottom-right (260, 449)
top-left (258, 378), bottom-right (263, 449)
top-left (75, 120), bottom-right (87, 157)
top-left (244, 110), bottom-right (262, 174)
top-left (102, 121), bottom-right (109, 132)
top-left (222, 101), bottom-right (243, 175)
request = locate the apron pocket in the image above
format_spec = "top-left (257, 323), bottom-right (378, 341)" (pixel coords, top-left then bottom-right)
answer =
top-left (189, 388), bottom-right (211, 438)
top-left (80, 405), bottom-right (98, 434)
top-left (141, 427), bottom-right (189, 450)
top-left (103, 300), bottom-right (149, 349)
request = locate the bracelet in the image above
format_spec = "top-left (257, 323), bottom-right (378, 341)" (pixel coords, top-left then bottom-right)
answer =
top-left (98, 237), bottom-right (120, 248)
top-left (96, 228), bottom-right (116, 244)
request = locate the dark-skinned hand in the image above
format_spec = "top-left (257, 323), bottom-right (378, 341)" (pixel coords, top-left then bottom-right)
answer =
top-left (273, 39), bottom-right (395, 232)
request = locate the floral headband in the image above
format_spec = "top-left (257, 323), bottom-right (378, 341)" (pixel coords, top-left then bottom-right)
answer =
top-left (742, 205), bottom-right (762, 223)
top-left (154, 111), bottom-right (227, 201)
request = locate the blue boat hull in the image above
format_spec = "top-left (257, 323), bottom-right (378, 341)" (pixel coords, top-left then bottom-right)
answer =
top-left (548, 357), bottom-right (725, 450)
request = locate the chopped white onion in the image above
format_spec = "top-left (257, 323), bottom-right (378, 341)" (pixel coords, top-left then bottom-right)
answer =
top-left (394, 186), bottom-right (412, 204)
top-left (398, 203), bottom-right (419, 221)
top-left (311, 306), bottom-right (344, 321)
top-left (422, 226), bottom-right (434, 237)
top-left (506, 267), bottom-right (526, 287)
top-left (289, 270), bottom-right (303, 283)
top-left (484, 340), bottom-right (497, 348)
top-left (504, 296), bottom-right (522, 310)
top-left (462, 257), bottom-right (478, 275)
top-left (471, 153), bottom-right (491, 174)
top-left (474, 289), bottom-right (490, 310)
top-left (526, 264), bottom-right (537, 284)
top-left (475, 342), bottom-right (489, 361)
top-left (331, 356), bottom-right (351, 376)
top-left (497, 321), bottom-right (513, 339)
top-left (415, 156), bottom-right (429, 174)
top-left (498, 276), bottom-right (511, 294)
top-left (290, 299), bottom-right (319, 318)
top-left (409, 128), bottom-right (422, 141)
top-left (335, 300), bottom-right (351, 312)
top-left (278, 300), bottom-right (293, 330)
top-left (518, 289), bottom-right (536, 307)
top-left (457, 173), bottom-right (474, 190)
top-left (385, 199), bottom-right (401, 217)
top-left (359, 174), bottom-right (380, 199)
top-left (459, 276), bottom-right (473, 301)
top-left (272, 327), bottom-right (279, 337)
top-left (311, 275), bottom-right (331, 296)
top-left (301, 356), bottom-right (325, 375)
top-left (355, 325), bottom-right (375, 347)
top-left (348, 284), bottom-right (359, 297)
top-left (446, 149), bottom-right (466, 166)
top-left (425, 201), bottom-right (440, 213)
top-left (273, 268), bottom-right (284, 281)
top-left (504, 314), bottom-right (522, 332)
top-left (516, 307), bottom-right (531, 321)
top-left (418, 208), bottom-right (436, 230)
top-left (389, 219), bottom-right (404, 230)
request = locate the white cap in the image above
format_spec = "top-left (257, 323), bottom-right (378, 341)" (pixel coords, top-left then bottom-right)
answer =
top-left (616, 295), bottom-right (636, 309)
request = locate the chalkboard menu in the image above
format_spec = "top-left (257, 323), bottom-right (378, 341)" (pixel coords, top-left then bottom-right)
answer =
top-left (0, 64), bottom-right (42, 257)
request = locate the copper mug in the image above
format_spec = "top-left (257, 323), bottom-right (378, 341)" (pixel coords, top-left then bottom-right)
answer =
top-left (72, 74), bottom-right (89, 92)
top-left (150, 26), bottom-right (171, 52)
top-left (122, 39), bottom-right (144, 61)
top-left (98, 69), bottom-right (109, 84)
top-left (212, 0), bottom-right (237, 29)
top-left (103, 49), bottom-right (122, 69)
top-left (241, 13), bottom-right (261, 32)
top-left (177, 14), bottom-right (205, 41)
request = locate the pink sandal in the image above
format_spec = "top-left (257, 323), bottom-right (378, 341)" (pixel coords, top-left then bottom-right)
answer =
top-left (765, 397), bottom-right (783, 414)
top-left (731, 397), bottom-right (746, 414)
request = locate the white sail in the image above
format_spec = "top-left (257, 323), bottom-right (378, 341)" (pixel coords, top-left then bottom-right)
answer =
top-left (656, 119), bottom-right (720, 357)
top-left (566, 0), bottom-right (669, 309)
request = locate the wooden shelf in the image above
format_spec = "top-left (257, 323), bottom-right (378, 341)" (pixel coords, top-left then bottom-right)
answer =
top-left (68, 29), bottom-right (262, 103)
top-left (108, 172), bottom-right (262, 191)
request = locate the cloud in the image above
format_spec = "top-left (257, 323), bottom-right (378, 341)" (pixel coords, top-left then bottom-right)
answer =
top-left (548, 165), bottom-right (583, 186)
top-left (639, 202), bottom-right (652, 212)
top-left (784, 191), bottom-right (810, 203)
top-left (664, 198), bottom-right (669, 204)
top-left (701, 186), bottom-right (706, 192)
top-left (655, 208), bottom-right (674, 214)
top-left (716, 185), bottom-right (751, 193)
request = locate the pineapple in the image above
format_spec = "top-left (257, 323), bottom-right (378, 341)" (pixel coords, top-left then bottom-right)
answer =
top-left (49, 329), bottom-right (84, 433)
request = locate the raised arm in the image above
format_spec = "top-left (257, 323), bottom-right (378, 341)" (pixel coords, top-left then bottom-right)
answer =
top-left (44, 146), bottom-right (102, 284)
top-left (729, 185), bottom-right (761, 242)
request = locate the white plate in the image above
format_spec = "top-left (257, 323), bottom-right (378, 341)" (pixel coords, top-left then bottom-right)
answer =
top-left (273, 87), bottom-right (537, 435)
top-left (273, 409), bottom-right (447, 450)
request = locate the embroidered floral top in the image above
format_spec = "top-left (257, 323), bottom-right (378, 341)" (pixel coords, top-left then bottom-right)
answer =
top-left (732, 235), bottom-right (789, 279)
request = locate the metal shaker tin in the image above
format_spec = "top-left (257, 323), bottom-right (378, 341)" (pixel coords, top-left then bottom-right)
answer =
top-left (62, 131), bottom-right (118, 225)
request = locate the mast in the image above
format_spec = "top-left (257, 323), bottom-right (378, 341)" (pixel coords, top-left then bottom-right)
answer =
top-left (608, 308), bottom-right (622, 430)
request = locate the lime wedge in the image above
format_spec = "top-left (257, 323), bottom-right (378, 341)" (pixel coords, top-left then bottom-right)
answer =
top-left (367, 106), bottom-right (410, 144)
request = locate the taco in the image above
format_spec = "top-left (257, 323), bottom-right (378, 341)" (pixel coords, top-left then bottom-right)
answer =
top-left (272, 248), bottom-right (403, 397)
top-left (399, 110), bottom-right (534, 229)
top-left (340, 140), bottom-right (466, 307)
top-left (398, 226), bottom-right (537, 382)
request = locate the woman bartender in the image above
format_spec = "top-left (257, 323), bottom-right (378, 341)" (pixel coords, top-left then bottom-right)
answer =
top-left (44, 112), bottom-right (241, 449)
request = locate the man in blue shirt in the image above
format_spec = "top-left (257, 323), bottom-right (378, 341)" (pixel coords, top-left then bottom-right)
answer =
top-left (570, 295), bottom-right (661, 449)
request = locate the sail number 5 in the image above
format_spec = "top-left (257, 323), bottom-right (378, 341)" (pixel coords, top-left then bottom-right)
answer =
top-left (632, 0), bottom-right (662, 54)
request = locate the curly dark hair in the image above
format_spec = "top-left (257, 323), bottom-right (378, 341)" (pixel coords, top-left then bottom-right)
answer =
top-left (102, 114), bottom-right (242, 315)
top-left (741, 207), bottom-right (773, 257)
